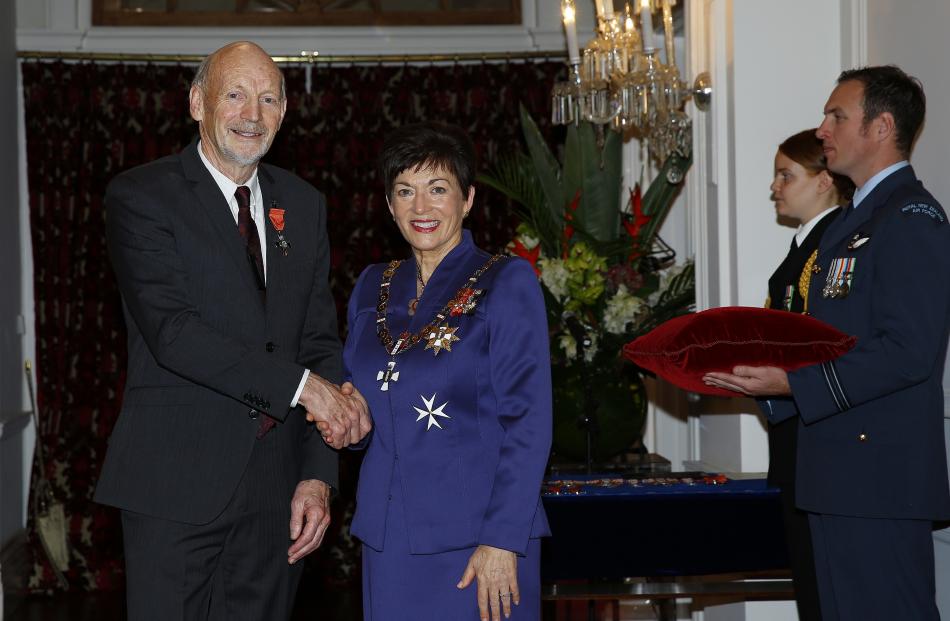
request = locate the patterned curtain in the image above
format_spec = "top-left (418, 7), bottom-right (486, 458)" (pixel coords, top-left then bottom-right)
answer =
top-left (20, 58), bottom-right (563, 592)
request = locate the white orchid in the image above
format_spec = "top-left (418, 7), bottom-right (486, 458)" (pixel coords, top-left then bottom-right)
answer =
top-left (538, 257), bottom-right (570, 302)
top-left (603, 285), bottom-right (647, 335)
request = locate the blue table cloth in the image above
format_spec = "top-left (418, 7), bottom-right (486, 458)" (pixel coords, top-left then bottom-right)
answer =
top-left (541, 476), bottom-right (789, 580)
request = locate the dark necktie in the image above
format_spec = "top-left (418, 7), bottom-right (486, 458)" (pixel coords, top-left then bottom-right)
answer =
top-left (234, 186), bottom-right (275, 437)
top-left (235, 186), bottom-right (266, 296)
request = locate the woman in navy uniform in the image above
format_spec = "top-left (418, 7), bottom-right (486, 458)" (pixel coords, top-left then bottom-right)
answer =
top-left (765, 129), bottom-right (853, 621)
top-left (342, 122), bottom-right (552, 621)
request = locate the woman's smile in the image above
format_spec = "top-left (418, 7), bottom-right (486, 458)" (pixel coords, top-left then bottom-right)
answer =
top-left (410, 219), bottom-right (440, 233)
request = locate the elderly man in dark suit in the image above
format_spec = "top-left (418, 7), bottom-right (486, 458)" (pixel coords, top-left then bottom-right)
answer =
top-left (95, 41), bottom-right (371, 621)
top-left (705, 65), bottom-right (950, 620)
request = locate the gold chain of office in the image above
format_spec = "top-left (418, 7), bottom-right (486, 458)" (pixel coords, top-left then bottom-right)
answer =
top-left (375, 254), bottom-right (504, 356)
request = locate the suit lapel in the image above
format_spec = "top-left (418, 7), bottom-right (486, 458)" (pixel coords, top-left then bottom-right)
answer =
top-left (181, 141), bottom-right (266, 310)
top-left (259, 166), bottom-right (283, 323)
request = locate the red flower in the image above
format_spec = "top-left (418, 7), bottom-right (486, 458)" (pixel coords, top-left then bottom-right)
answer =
top-left (622, 184), bottom-right (651, 260)
top-left (563, 190), bottom-right (581, 258)
top-left (510, 239), bottom-right (541, 276)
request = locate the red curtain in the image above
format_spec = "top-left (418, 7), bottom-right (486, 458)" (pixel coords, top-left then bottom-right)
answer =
top-left (20, 58), bottom-right (563, 592)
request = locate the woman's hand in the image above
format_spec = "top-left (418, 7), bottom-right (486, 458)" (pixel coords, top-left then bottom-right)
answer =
top-left (457, 545), bottom-right (519, 621)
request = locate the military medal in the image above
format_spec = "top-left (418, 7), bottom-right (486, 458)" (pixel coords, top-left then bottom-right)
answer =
top-left (781, 285), bottom-right (795, 312)
top-left (268, 202), bottom-right (291, 256)
top-left (822, 257), bottom-right (857, 299)
top-left (373, 254), bottom-right (504, 390)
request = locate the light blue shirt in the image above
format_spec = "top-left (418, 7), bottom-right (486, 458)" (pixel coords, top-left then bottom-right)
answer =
top-left (852, 161), bottom-right (909, 208)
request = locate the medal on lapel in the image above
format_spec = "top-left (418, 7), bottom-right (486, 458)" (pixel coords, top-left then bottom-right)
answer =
top-left (373, 255), bottom-right (504, 391)
top-left (822, 257), bottom-right (857, 299)
top-left (268, 201), bottom-right (291, 256)
top-left (781, 285), bottom-right (795, 312)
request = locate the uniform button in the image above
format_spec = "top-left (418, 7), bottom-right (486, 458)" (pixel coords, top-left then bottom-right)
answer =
top-left (858, 433), bottom-right (867, 442)
top-left (265, 342), bottom-right (276, 352)
top-left (249, 409), bottom-right (259, 420)
top-left (388, 495), bottom-right (393, 501)
top-left (812, 265), bottom-right (822, 274)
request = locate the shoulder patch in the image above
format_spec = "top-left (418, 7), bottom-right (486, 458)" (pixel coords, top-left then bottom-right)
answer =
top-left (900, 202), bottom-right (946, 223)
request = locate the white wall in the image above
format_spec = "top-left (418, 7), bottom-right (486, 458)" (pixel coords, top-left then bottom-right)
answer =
top-left (694, 0), bottom-right (842, 478)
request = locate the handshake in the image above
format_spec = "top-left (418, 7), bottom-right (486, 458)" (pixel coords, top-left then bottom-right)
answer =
top-left (298, 374), bottom-right (372, 449)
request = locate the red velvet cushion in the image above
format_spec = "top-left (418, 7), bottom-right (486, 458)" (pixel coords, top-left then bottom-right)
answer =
top-left (623, 307), bottom-right (857, 397)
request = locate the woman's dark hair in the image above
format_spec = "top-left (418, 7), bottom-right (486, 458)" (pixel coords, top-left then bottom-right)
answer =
top-left (379, 122), bottom-right (476, 199)
top-left (779, 129), bottom-right (855, 202)
top-left (837, 65), bottom-right (925, 158)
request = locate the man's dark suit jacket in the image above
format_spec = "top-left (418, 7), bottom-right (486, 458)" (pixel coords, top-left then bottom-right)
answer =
top-left (95, 140), bottom-right (342, 525)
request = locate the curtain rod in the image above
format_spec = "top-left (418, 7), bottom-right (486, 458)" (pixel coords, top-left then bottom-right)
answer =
top-left (17, 50), bottom-right (566, 64)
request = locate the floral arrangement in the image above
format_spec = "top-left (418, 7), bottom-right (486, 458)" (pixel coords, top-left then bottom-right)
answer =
top-left (479, 106), bottom-right (695, 461)
top-left (481, 106), bottom-right (695, 371)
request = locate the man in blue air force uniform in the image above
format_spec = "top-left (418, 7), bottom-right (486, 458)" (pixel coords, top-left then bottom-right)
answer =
top-left (705, 66), bottom-right (950, 620)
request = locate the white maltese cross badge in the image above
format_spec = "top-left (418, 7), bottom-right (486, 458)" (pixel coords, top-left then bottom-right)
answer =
top-left (412, 393), bottom-right (451, 431)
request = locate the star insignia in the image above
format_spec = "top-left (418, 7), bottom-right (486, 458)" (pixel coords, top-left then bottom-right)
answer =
top-left (412, 393), bottom-right (451, 430)
top-left (424, 324), bottom-right (460, 356)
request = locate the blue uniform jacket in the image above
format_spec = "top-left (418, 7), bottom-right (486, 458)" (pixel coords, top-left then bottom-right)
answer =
top-left (344, 231), bottom-right (553, 555)
top-left (765, 166), bottom-right (950, 520)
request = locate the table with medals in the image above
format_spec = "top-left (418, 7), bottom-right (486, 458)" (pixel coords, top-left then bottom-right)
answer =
top-left (540, 469), bottom-right (792, 619)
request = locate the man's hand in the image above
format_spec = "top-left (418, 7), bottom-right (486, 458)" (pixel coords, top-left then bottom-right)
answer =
top-left (457, 545), bottom-right (519, 621)
top-left (287, 479), bottom-right (331, 565)
top-left (703, 365), bottom-right (792, 396)
top-left (298, 375), bottom-right (369, 448)
top-left (308, 380), bottom-right (371, 448)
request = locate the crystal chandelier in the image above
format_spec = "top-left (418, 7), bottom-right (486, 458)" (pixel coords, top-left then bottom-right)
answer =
top-left (553, 0), bottom-right (711, 165)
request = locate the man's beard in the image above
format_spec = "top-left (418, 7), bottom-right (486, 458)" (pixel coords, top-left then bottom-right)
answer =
top-left (222, 123), bottom-right (271, 166)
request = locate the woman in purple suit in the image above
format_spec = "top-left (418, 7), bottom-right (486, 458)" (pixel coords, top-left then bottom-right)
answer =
top-left (342, 122), bottom-right (552, 621)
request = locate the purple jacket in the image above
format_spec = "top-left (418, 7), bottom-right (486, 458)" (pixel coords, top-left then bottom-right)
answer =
top-left (345, 231), bottom-right (552, 555)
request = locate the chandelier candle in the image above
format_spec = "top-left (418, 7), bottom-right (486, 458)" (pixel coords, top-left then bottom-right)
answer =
top-left (662, 0), bottom-right (676, 69)
top-left (639, 0), bottom-right (655, 51)
top-left (562, 0), bottom-right (581, 65)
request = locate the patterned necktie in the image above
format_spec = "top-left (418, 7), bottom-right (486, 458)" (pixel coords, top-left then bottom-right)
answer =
top-left (235, 186), bottom-right (266, 296)
top-left (234, 186), bottom-right (275, 437)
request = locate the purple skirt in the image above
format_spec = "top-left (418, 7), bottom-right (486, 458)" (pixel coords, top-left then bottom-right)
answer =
top-left (361, 477), bottom-right (541, 620)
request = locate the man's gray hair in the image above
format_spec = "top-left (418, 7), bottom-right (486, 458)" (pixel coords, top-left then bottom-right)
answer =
top-left (191, 51), bottom-right (286, 101)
